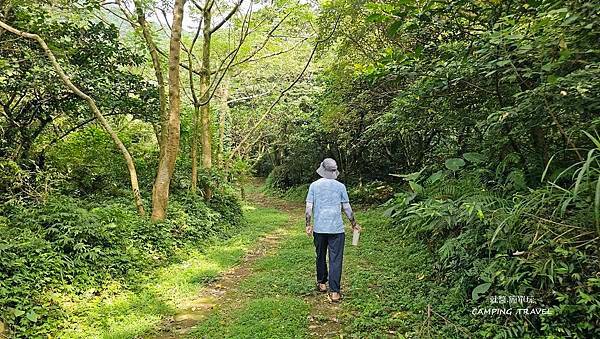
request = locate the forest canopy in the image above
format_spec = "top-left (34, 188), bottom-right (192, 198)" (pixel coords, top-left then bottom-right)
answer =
top-left (0, 0), bottom-right (598, 337)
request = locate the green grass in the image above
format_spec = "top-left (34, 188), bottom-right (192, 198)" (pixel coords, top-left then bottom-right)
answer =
top-left (191, 218), bottom-right (314, 338)
top-left (261, 184), bottom-right (309, 204)
top-left (193, 296), bottom-right (309, 338)
top-left (185, 196), bottom-right (442, 338)
top-left (53, 190), bottom-right (457, 338)
top-left (57, 205), bottom-right (289, 339)
top-left (190, 207), bottom-right (440, 338)
top-left (339, 210), bottom-right (469, 337)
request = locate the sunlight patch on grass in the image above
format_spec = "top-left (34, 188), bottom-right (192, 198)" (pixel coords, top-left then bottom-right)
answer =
top-left (238, 231), bottom-right (314, 298)
top-left (59, 288), bottom-right (172, 339)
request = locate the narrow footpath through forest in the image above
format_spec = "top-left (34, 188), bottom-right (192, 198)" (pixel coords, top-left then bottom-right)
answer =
top-left (56, 181), bottom-right (431, 338)
top-left (150, 183), bottom-right (353, 338)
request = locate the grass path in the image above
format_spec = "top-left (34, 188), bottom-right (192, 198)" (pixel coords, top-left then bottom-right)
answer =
top-left (153, 184), bottom-right (351, 338)
top-left (58, 187), bottom-right (292, 338)
top-left (149, 186), bottom-right (306, 338)
top-left (180, 185), bottom-right (445, 338)
top-left (61, 182), bottom-right (420, 338)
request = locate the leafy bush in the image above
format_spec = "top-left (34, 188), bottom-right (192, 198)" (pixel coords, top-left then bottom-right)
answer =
top-left (349, 181), bottom-right (395, 205)
top-left (47, 124), bottom-right (158, 195)
top-left (383, 142), bottom-right (600, 337)
top-left (0, 190), bottom-right (243, 338)
top-left (0, 160), bottom-right (62, 203)
top-left (265, 165), bottom-right (294, 191)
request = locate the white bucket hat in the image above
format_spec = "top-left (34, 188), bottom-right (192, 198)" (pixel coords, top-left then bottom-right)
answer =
top-left (316, 158), bottom-right (339, 179)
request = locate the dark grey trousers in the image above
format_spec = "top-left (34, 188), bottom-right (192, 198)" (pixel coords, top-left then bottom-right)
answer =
top-left (313, 232), bottom-right (345, 292)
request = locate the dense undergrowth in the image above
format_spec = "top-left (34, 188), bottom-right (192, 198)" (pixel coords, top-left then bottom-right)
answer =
top-left (0, 167), bottom-right (243, 337)
top-left (269, 136), bottom-right (599, 337)
top-left (349, 145), bottom-right (598, 337)
top-left (383, 155), bottom-right (599, 337)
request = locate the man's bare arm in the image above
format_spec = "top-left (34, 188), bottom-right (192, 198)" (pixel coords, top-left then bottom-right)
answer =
top-left (305, 202), bottom-right (313, 236)
top-left (305, 202), bottom-right (313, 226)
top-left (342, 202), bottom-right (360, 229)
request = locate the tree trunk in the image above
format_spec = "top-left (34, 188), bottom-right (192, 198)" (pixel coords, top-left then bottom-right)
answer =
top-left (134, 0), bottom-right (168, 159)
top-left (200, 5), bottom-right (213, 199)
top-left (0, 19), bottom-right (146, 216)
top-left (191, 104), bottom-right (200, 193)
top-left (531, 126), bottom-right (549, 169)
top-left (151, 0), bottom-right (185, 221)
top-left (187, 48), bottom-right (200, 193)
top-left (218, 78), bottom-right (229, 169)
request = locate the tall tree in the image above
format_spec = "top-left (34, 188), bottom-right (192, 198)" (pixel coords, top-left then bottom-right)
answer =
top-left (151, 0), bottom-right (186, 221)
top-left (217, 78), bottom-right (229, 169)
top-left (188, 0), bottom-right (243, 198)
top-left (0, 19), bottom-right (146, 215)
top-left (111, 0), bottom-right (169, 158)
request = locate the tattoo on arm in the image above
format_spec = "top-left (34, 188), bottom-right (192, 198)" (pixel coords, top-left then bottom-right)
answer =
top-left (342, 202), bottom-right (357, 226)
top-left (305, 202), bottom-right (313, 227)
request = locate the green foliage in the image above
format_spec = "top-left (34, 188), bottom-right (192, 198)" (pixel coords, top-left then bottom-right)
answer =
top-left (47, 124), bottom-right (158, 195)
top-left (264, 183), bottom-right (311, 203)
top-left (0, 191), bottom-right (242, 337)
top-left (382, 138), bottom-right (600, 337)
top-left (445, 158), bottom-right (466, 171)
top-left (1, 0), bottom-right (598, 336)
top-left (0, 8), bottom-right (159, 164)
top-left (0, 160), bottom-right (62, 203)
top-left (349, 181), bottom-right (395, 205)
top-left (267, 0), bottom-right (599, 190)
top-left (340, 210), bottom-right (470, 337)
top-left (58, 201), bottom-right (285, 338)
top-left (207, 188), bottom-right (244, 229)
top-left (266, 165), bottom-right (297, 190)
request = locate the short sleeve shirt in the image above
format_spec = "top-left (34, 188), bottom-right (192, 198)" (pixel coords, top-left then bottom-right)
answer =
top-left (306, 178), bottom-right (350, 234)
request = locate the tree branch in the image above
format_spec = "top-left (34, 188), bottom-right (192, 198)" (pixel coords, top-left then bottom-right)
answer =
top-left (228, 15), bottom-right (342, 160)
top-left (0, 19), bottom-right (146, 215)
top-left (210, 0), bottom-right (243, 34)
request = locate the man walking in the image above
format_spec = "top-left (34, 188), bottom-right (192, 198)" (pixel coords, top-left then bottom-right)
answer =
top-left (305, 158), bottom-right (360, 302)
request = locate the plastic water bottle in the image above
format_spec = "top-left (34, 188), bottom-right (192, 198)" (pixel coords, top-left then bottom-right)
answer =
top-left (352, 228), bottom-right (360, 246)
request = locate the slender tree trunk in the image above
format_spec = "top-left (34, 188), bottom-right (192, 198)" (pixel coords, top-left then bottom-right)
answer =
top-left (191, 104), bottom-right (200, 193)
top-left (542, 97), bottom-right (583, 161)
top-left (531, 126), bottom-right (549, 168)
top-left (187, 0), bottom-right (242, 194)
top-left (218, 78), bottom-right (229, 169)
top-left (200, 5), bottom-right (213, 199)
top-left (151, 0), bottom-right (185, 221)
top-left (133, 0), bottom-right (169, 159)
top-left (187, 48), bottom-right (200, 193)
top-left (0, 20), bottom-right (146, 215)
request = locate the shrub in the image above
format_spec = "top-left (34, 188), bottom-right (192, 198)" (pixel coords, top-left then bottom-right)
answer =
top-left (0, 190), bottom-right (243, 337)
top-left (383, 144), bottom-right (600, 337)
top-left (349, 181), bottom-right (395, 205)
top-left (266, 165), bottom-right (293, 191)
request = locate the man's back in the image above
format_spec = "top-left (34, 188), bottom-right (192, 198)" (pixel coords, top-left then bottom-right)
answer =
top-left (306, 178), bottom-right (349, 234)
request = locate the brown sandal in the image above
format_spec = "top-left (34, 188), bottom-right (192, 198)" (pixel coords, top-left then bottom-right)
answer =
top-left (316, 283), bottom-right (327, 293)
top-left (328, 292), bottom-right (342, 303)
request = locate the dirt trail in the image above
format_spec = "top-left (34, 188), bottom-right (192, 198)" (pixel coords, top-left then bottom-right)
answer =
top-left (149, 184), bottom-right (345, 338)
